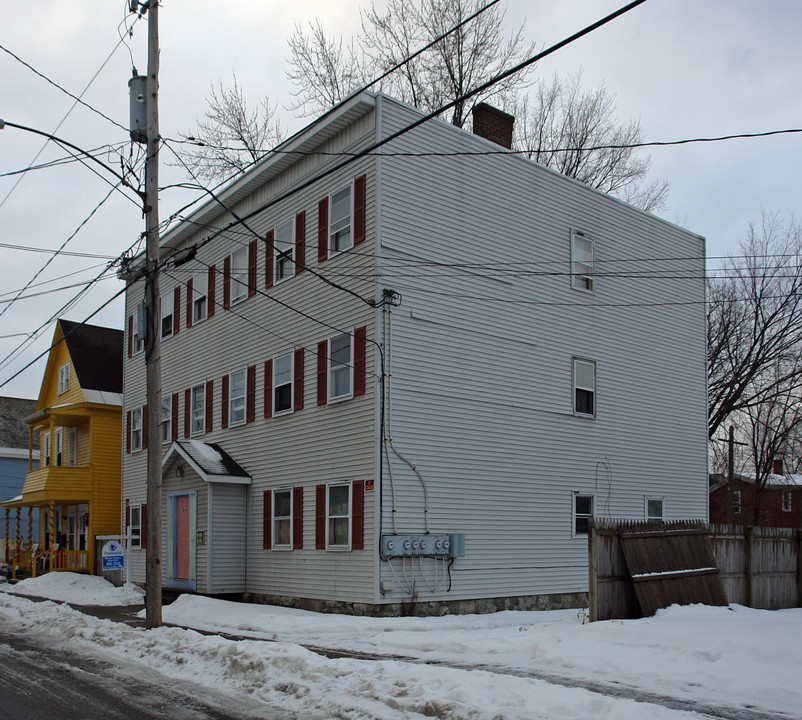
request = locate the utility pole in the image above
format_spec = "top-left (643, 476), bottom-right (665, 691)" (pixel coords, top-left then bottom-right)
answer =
top-left (143, 0), bottom-right (162, 629)
top-left (726, 425), bottom-right (734, 525)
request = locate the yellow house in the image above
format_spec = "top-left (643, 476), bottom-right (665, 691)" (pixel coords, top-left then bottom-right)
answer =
top-left (2, 319), bottom-right (123, 575)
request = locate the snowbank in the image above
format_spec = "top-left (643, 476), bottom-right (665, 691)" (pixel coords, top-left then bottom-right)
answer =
top-left (0, 571), bottom-right (144, 605)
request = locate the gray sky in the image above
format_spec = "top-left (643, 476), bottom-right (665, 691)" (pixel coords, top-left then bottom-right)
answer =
top-left (1, 0), bottom-right (800, 399)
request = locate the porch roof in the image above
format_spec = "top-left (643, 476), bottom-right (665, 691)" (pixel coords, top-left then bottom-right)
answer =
top-left (162, 440), bottom-right (251, 484)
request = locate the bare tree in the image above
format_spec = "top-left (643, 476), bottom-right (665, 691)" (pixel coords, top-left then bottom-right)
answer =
top-left (511, 73), bottom-right (668, 212)
top-left (174, 74), bottom-right (283, 181)
top-left (707, 212), bottom-right (802, 441)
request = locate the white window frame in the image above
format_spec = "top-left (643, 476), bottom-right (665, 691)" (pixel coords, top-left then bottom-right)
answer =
top-left (231, 246), bottom-right (249, 304)
top-left (327, 482), bottom-right (352, 550)
top-left (573, 493), bottom-right (595, 537)
top-left (131, 405), bottom-right (143, 452)
top-left (329, 184), bottom-right (353, 255)
top-left (272, 488), bottom-right (293, 549)
top-left (161, 394), bottom-right (172, 445)
top-left (645, 496), bottom-right (665, 521)
top-left (132, 301), bottom-right (145, 354)
top-left (161, 289), bottom-right (174, 340)
top-left (43, 431), bottom-right (51, 467)
top-left (54, 427), bottom-right (63, 467)
top-left (58, 362), bottom-right (70, 394)
top-left (130, 504), bottom-right (142, 549)
top-left (192, 271), bottom-right (208, 323)
top-left (571, 231), bottom-right (594, 292)
top-left (274, 218), bottom-right (295, 284)
top-left (229, 369), bottom-right (247, 426)
top-left (732, 490), bottom-right (742, 514)
top-left (68, 427), bottom-right (78, 466)
top-left (273, 353), bottom-right (294, 415)
top-left (190, 384), bottom-right (205, 436)
top-left (328, 334), bottom-right (353, 402)
top-left (573, 358), bottom-right (596, 417)
top-left (782, 491), bottom-right (792, 513)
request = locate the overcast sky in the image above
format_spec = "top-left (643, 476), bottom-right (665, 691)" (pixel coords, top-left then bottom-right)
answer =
top-left (1, 0), bottom-right (800, 399)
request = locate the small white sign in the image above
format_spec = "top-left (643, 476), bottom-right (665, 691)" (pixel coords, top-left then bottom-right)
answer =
top-left (102, 540), bottom-right (125, 571)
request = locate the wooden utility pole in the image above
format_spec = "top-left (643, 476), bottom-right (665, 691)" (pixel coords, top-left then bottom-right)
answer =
top-left (726, 425), bottom-right (734, 525)
top-left (143, 0), bottom-right (162, 629)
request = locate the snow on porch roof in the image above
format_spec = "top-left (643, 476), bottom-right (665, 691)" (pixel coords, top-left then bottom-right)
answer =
top-left (162, 440), bottom-right (251, 484)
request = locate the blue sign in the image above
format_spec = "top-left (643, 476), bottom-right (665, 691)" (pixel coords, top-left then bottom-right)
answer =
top-left (101, 541), bottom-right (125, 571)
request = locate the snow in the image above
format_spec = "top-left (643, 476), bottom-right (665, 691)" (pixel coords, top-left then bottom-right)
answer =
top-left (1, 574), bottom-right (800, 719)
top-left (1, 571), bottom-right (144, 605)
top-left (183, 438), bottom-right (228, 475)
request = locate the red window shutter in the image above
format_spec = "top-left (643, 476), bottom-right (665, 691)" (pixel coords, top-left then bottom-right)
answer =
top-left (352, 480), bottom-right (364, 550)
top-left (141, 503), bottom-right (148, 554)
top-left (142, 404), bottom-right (148, 450)
top-left (263, 359), bottom-right (273, 418)
top-left (221, 374), bottom-right (229, 429)
top-left (184, 388), bottom-right (191, 438)
top-left (125, 500), bottom-right (130, 531)
top-left (293, 348), bottom-right (304, 411)
top-left (317, 198), bottom-right (328, 262)
top-left (173, 287), bottom-right (181, 335)
top-left (316, 340), bottom-right (328, 405)
top-left (171, 392), bottom-right (179, 441)
top-left (208, 264), bottom-right (216, 318)
top-left (248, 240), bottom-right (257, 296)
top-left (223, 255), bottom-right (231, 308)
top-left (263, 490), bottom-right (272, 549)
top-left (186, 277), bottom-right (194, 328)
top-left (295, 211), bottom-right (306, 272)
top-left (315, 484), bottom-right (326, 549)
top-left (354, 326), bottom-right (367, 396)
top-left (265, 230), bottom-right (274, 289)
top-left (127, 315), bottom-right (133, 358)
top-left (354, 174), bottom-right (366, 245)
top-left (293, 486), bottom-right (304, 549)
top-left (246, 364), bottom-right (256, 422)
top-left (126, 410), bottom-right (132, 453)
top-left (205, 380), bottom-right (213, 433)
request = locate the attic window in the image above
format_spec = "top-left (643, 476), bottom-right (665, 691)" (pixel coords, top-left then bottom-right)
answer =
top-left (58, 362), bottom-right (70, 394)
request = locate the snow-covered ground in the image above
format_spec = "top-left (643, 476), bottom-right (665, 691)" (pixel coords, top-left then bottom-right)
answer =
top-left (1, 573), bottom-right (800, 720)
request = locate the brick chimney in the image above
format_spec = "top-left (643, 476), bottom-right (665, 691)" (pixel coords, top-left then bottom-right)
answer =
top-left (471, 103), bottom-right (514, 149)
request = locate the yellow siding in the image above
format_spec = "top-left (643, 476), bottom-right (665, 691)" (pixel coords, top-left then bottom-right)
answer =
top-left (39, 330), bottom-right (84, 409)
top-left (89, 409), bottom-right (122, 537)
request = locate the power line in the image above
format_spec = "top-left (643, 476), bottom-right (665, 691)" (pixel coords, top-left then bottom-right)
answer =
top-left (0, 242), bottom-right (117, 260)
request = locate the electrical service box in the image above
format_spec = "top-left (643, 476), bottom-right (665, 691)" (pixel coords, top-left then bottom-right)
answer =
top-left (381, 533), bottom-right (465, 559)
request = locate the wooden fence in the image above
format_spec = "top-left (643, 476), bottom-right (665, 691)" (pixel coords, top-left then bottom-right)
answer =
top-left (589, 520), bottom-right (802, 621)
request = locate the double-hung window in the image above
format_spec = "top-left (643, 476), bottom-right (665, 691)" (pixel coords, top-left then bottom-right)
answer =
top-left (732, 490), bottom-right (742, 514)
top-left (573, 494), bottom-right (595, 536)
top-left (191, 384), bottom-right (205, 436)
top-left (273, 353), bottom-right (293, 414)
top-left (133, 301), bottom-right (145, 354)
top-left (231, 246), bottom-right (248, 304)
top-left (329, 185), bottom-right (352, 254)
top-left (329, 334), bottom-right (352, 401)
top-left (129, 505), bottom-right (142, 549)
top-left (161, 395), bottom-right (172, 444)
top-left (273, 489), bottom-right (292, 548)
top-left (43, 432), bottom-right (51, 467)
top-left (573, 358), bottom-right (596, 417)
top-left (58, 362), bottom-right (70, 394)
top-left (55, 427), bottom-right (63, 467)
top-left (229, 369), bottom-right (247, 426)
top-left (327, 483), bottom-right (351, 548)
top-left (782, 491), bottom-right (792, 513)
top-left (646, 497), bottom-right (664, 521)
top-left (131, 406), bottom-right (143, 451)
top-left (571, 231), bottom-right (594, 291)
top-left (274, 219), bottom-right (294, 283)
top-left (161, 290), bottom-right (174, 339)
top-left (193, 271), bottom-right (208, 323)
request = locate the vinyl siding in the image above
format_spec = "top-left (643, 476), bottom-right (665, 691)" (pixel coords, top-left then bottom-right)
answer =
top-left (208, 483), bottom-right (247, 593)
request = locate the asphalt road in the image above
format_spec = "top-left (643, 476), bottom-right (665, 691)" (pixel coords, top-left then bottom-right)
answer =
top-left (0, 627), bottom-right (293, 720)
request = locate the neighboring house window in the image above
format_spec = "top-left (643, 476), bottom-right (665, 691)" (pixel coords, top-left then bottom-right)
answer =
top-left (573, 358), bottom-right (596, 417)
top-left (329, 185), bottom-right (352, 254)
top-left (273, 488), bottom-right (292, 548)
top-left (131, 406), bottom-right (143, 451)
top-left (646, 497), bottom-right (664, 521)
top-left (161, 395), bottom-right (172, 444)
top-left (274, 219), bottom-right (294, 283)
top-left (191, 384), bottom-right (205, 436)
top-left (55, 428), bottom-right (63, 466)
top-left (58, 362), bottom-right (70, 394)
top-left (732, 490), bottom-right (742, 514)
top-left (161, 290), bottom-right (174, 339)
top-left (43, 432), bottom-right (51, 467)
top-left (573, 494), bottom-right (595, 536)
top-left (229, 369), bottom-right (247, 426)
top-left (571, 231), bottom-right (594, 291)
top-left (329, 334), bottom-right (353, 401)
top-left (231, 246), bottom-right (248, 304)
top-left (133, 301), bottom-right (145, 354)
top-left (274, 353), bottom-right (293, 414)
top-left (193, 271), bottom-right (208, 323)
top-left (782, 491), bottom-right (792, 513)
top-left (327, 483), bottom-right (351, 548)
top-left (129, 505), bottom-right (142, 549)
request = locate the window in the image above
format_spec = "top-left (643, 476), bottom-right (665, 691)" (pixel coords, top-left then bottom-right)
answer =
top-left (55, 427), bottom-right (63, 466)
top-left (193, 271), bottom-right (208, 323)
top-left (646, 497), bottom-right (664, 521)
top-left (329, 185), bottom-right (352, 253)
top-left (133, 301), bottom-right (145, 354)
top-left (573, 358), bottom-right (595, 417)
top-left (327, 483), bottom-right (351, 548)
top-left (58, 362), bottom-right (70, 394)
top-left (43, 432), bottom-right (51, 467)
top-left (732, 490), bottom-right (742, 514)
top-left (68, 427), bottom-right (77, 466)
top-left (229, 369), bottom-right (247, 426)
top-left (573, 494), bottom-right (595, 536)
top-left (129, 505), bottom-right (142, 549)
top-left (782, 491), bottom-right (792, 513)
top-left (161, 395), bottom-right (172, 444)
top-left (231, 246), bottom-right (248, 304)
top-left (329, 334), bottom-right (352, 401)
top-left (274, 353), bottom-right (293, 414)
top-left (571, 231), bottom-right (594, 291)
top-left (131, 406), bottom-right (143, 451)
top-left (191, 384), bottom-right (205, 436)
top-left (161, 290), bottom-right (174, 339)
top-left (274, 219), bottom-right (294, 283)
top-left (273, 489), bottom-right (292, 548)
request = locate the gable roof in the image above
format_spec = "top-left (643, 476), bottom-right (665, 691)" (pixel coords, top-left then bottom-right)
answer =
top-left (58, 319), bottom-right (123, 394)
top-left (162, 440), bottom-right (251, 484)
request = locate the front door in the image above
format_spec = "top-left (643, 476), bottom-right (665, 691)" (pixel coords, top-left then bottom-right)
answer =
top-left (175, 494), bottom-right (190, 580)
top-left (167, 492), bottom-right (196, 590)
